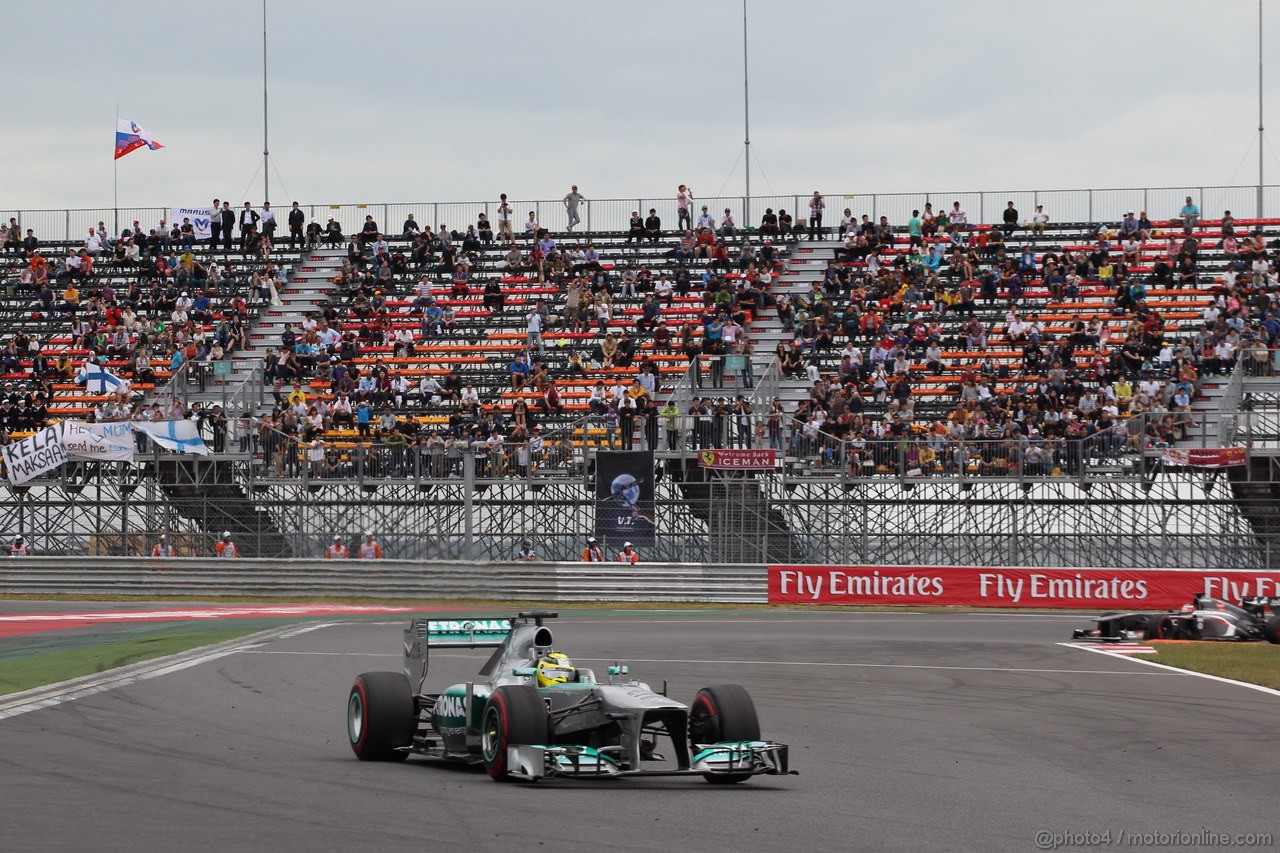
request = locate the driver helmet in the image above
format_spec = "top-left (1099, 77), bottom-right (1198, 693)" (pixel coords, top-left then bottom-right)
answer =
top-left (536, 652), bottom-right (576, 688)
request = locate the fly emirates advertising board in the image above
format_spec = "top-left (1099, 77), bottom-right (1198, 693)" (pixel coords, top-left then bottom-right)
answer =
top-left (768, 565), bottom-right (1280, 609)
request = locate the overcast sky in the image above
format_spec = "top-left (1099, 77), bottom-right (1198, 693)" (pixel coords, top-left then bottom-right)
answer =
top-left (2, 0), bottom-right (1277, 215)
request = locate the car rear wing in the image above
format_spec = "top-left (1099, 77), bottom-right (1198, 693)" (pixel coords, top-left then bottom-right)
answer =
top-left (404, 617), bottom-right (514, 694)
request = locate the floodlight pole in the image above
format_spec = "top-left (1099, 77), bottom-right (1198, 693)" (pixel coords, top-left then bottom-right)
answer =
top-left (113, 101), bottom-right (119, 234)
top-left (743, 0), bottom-right (751, 227)
top-left (1258, 0), bottom-right (1264, 220)
top-left (263, 0), bottom-right (270, 206)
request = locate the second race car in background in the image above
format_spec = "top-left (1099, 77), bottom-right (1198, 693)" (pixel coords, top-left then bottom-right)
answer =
top-left (1072, 594), bottom-right (1280, 643)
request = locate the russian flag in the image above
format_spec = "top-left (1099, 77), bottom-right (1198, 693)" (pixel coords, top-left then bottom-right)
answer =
top-left (114, 119), bottom-right (163, 160)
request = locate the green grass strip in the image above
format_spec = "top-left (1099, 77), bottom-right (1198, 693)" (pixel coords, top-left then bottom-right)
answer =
top-left (1148, 642), bottom-right (1280, 690)
top-left (0, 625), bottom-right (259, 696)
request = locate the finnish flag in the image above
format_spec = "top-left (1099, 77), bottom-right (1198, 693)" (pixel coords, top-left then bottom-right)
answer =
top-left (76, 362), bottom-right (132, 395)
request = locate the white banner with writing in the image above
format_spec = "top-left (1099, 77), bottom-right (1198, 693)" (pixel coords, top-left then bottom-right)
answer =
top-left (170, 206), bottom-right (213, 240)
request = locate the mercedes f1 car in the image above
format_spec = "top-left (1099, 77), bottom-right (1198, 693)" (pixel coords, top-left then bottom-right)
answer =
top-left (1072, 595), bottom-right (1280, 643)
top-left (345, 611), bottom-right (795, 783)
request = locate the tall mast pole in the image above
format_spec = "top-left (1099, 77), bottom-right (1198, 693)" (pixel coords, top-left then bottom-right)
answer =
top-left (743, 0), bottom-right (751, 227)
top-left (263, 0), bottom-right (270, 206)
top-left (1259, 0), bottom-right (1264, 220)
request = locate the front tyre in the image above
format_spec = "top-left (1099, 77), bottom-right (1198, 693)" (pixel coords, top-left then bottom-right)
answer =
top-left (689, 685), bottom-right (761, 784)
top-left (481, 685), bottom-right (551, 781)
top-left (1264, 615), bottom-right (1280, 645)
top-left (348, 672), bottom-right (415, 761)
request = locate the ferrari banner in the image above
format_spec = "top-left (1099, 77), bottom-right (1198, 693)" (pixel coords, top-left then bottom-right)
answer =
top-left (593, 450), bottom-right (655, 549)
top-left (769, 564), bottom-right (1280, 610)
top-left (1160, 447), bottom-right (1246, 468)
top-left (697, 448), bottom-right (777, 470)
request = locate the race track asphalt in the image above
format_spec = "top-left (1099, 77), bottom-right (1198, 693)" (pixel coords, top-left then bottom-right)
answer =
top-left (1, 609), bottom-right (1277, 853)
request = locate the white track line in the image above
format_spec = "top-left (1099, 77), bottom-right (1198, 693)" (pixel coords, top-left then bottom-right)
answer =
top-left (239, 649), bottom-right (1159, 676)
top-left (1057, 643), bottom-right (1280, 698)
top-left (0, 627), bottom-right (294, 720)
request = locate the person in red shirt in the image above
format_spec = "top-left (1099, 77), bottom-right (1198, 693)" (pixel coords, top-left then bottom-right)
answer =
top-left (581, 537), bottom-right (604, 562)
top-left (616, 542), bottom-right (639, 564)
top-left (151, 535), bottom-right (175, 557)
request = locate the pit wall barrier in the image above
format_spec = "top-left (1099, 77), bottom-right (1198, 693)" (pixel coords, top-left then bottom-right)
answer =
top-left (3, 559), bottom-right (1278, 608)
top-left (769, 565), bottom-right (1280, 609)
top-left (0, 558), bottom-right (765, 603)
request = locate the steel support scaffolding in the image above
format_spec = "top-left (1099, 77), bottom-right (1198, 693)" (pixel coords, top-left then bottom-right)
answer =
top-left (0, 460), bottom-right (1269, 568)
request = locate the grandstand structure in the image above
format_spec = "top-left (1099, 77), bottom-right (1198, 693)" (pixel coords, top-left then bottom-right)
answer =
top-left (2, 185), bottom-right (1280, 567)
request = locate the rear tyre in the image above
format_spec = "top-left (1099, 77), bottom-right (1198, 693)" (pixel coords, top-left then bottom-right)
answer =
top-left (689, 685), bottom-right (761, 784)
top-left (481, 685), bottom-right (551, 781)
top-left (348, 672), bottom-right (415, 761)
top-left (1264, 615), bottom-right (1280, 645)
top-left (1140, 615), bottom-right (1161, 641)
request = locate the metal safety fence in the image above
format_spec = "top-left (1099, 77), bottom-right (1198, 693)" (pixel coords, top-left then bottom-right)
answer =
top-left (6, 184), bottom-right (1276, 243)
top-left (0, 558), bottom-right (767, 603)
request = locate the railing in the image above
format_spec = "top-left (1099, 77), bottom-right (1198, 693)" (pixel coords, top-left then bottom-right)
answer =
top-left (6, 183), bottom-right (1275, 243)
top-left (159, 359), bottom-right (265, 413)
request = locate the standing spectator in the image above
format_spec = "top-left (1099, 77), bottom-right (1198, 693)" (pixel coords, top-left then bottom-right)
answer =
top-left (1001, 201), bottom-right (1018, 237)
top-left (616, 542), bottom-right (640, 564)
top-left (526, 307), bottom-right (545, 357)
top-left (239, 202), bottom-right (260, 248)
top-left (516, 540), bottom-right (538, 561)
top-left (260, 202), bottom-right (277, 240)
top-left (660, 399), bottom-right (680, 450)
top-left (563, 185), bottom-right (585, 232)
top-left (209, 198), bottom-right (223, 248)
top-left (358, 531), bottom-right (383, 559)
top-left (808, 191), bottom-right (825, 241)
top-left (9, 535), bottom-right (30, 557)
top-left (1179, 196), bottom-right (1200, 233)
top-left (214, 531), bottom-right (239, 559)
top-left (676, 184), bottom-right (694, 231)
top-left (218, 202), bottom-right (235, 251)
top-left (288, 202), bottom-right (306, 249)
top-left (581, 536), bottom-right (604, 562)
top-left (151, 535), bottom-right (175, 557)
top-left (497, 193), bottom-right (514, 242)
top-left (325, 535), bottom-right (348, 559)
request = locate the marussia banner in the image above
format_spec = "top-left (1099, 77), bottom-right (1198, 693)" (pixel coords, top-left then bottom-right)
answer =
top-left (769, 564), bottom-right (1280, 610)
top-left (2, 424), bottom-right (68, 485)
top-left (170, 206), bottom-right (213, 240)
top-left (1160, 447), bottom-right (1246, 468)
top-left (698, 448), bottom-right (777, 470)
top-left (62, 420), bottom-right (135, 462)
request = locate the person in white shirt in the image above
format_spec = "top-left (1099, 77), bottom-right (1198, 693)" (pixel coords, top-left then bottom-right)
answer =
top-left (419, 375), bottom-right (443, 405)
top-left (393, 327), bottom-right (414, 357)
top-left (524, 212), bottom-right (539, 236)
top-left (1031, 205), bottom-right (1049, 235)
top-left (696, 207), bottom-right (716, 231)
top-left (720, 209), bottom-right (737, 240)
top-left (496, 193), bottom-right (514, 242)
top-left (460, 384), bottom-right (480, 414)
top-left (390, 373), bottom-right (410, 408)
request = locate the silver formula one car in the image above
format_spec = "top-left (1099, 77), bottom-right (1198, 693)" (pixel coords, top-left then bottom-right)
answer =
top-left (345, 611), bottom-right (794, 783)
